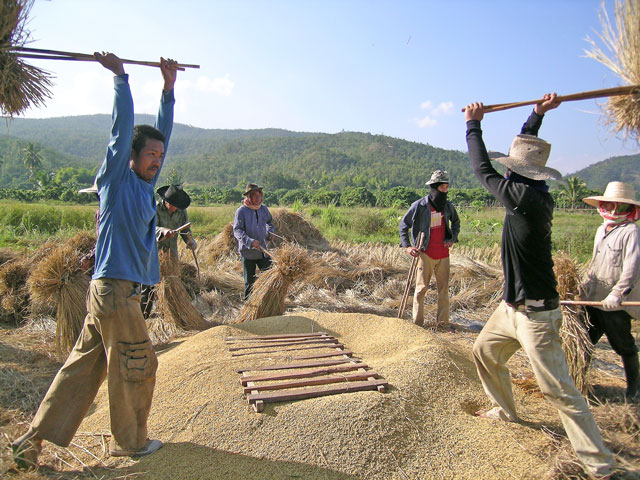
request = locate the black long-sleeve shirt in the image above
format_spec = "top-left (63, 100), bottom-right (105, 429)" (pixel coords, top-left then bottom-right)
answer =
top-left (466, 111), bottom-right (558, 304)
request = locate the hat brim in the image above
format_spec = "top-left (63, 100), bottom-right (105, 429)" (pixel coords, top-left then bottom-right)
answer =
top-left (78, 186), bottom-right (98, 194)
top-left (583, 195), bottom-right (640, 208)
top-left (243, 187), bottom-right (263, 197)
top-left (493, 156), bottom-right (562, 181)
top-left (157, 186), bottom-right (191, 209)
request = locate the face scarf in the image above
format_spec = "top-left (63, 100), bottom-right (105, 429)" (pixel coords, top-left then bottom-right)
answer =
top-left (505, 170), bottom-right (549, 193)
top-left (243, 196), bottom-right (261, 210)
top-left (598, 202), bottom-right (640, 228)
top-left (428, 185), bottom-right (447, 212)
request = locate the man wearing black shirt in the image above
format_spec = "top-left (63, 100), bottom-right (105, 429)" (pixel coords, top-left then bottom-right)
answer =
top-left (464, 95), bottom-right (614, 478)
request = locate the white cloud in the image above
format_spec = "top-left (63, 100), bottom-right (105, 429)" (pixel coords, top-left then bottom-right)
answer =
top-left (412, 99), bottom-right (454, 128)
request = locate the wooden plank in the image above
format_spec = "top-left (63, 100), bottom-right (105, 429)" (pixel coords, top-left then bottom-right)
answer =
top-left (228, 338), bottom-right (339, 352)
top-left (231, 343), bottom-right (345, 357)
top-left (225, 332), bottom-right (328, 341)
top-left (226, 335), bottom-right (334, 345)
top-left (243, 376), bottom-right (264, 413)
top-left (242, 371), bottom-right (381, 394)
top-left (241, 363), bottom-right (370, 385)
top-left (237, 358), bottom-right (358, 373)
top-left (289, 350), bottom-right (352, 361)
top-left (247, 379), bottom-right (388, 403)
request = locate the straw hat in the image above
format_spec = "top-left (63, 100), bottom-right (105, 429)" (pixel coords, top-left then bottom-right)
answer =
top-left (493, 134), bottom-right (562, 181)
top-left (157, 184), bottom-right (191, 209)
top-left (583, 181), bottom-right (640, 208)
top-left (425, 170), bottom-right (449, 186)
top-left (243, 183), bottom-right (263, 196)
top-left (78, 181), bottom-right (98, 194)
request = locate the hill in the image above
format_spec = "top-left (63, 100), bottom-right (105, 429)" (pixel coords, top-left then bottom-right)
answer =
top-left (570, 154), bottom-right (640, 193)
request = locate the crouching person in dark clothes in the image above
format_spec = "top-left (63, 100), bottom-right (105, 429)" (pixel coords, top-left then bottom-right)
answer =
top-left (465, 95), bottom-right (614, 478)
top-left (11, 52), bottom-right (178, 468)
top-left (233, 183), bottom-right (275, 301)
top-left (581, 181), bottom-right (640, 401)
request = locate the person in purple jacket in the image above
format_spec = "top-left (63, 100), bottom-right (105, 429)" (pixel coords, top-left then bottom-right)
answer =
top-left (233, 183), bottom-right (275, 300)
top-left (465, 95), bottom-right (614, 479)
top-left (11, 52), bottom-right (178, 468)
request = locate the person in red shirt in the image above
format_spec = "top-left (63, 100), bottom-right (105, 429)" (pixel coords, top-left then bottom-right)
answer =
top-left (399, 170), bottom-right (460, 329)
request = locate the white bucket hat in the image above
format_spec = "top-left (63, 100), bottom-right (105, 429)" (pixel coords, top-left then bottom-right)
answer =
top-left (493, 134), bottom-right (562, 181)
top-left (583, 181), bottom-right (640, 208)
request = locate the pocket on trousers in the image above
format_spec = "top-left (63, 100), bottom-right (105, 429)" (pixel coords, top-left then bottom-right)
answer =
top-left (117, 340), bottom-right (158, 382)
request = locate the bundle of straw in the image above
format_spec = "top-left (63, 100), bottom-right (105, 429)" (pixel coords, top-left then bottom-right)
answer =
top-left (156, 250), bottom-right (209, 330)
top-left (27, 241), bottom-right (92, 358)
top-left (205, 223), bottom-right (238, 263)
top-left (270, 209), bottom-right (330, 251)
top-left (554, 252), bottom-right (593, 395)
top-left (585, 0), bottom-right (640, 140)
top-left (0, 258), bottom-right (30, 324)
top-left (0, 0), bottom-right (53, 116)
top-left (235, 243), bottom-right (310, 322)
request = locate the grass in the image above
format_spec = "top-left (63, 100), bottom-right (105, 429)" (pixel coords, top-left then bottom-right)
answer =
top-left (0, 201), bottom-right (603, 263)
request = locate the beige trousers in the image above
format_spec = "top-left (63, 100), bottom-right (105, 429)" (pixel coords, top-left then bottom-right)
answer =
top-left (30, 278), bottom-right (158, 453)
top-left (412, 253), bottom-right (450, 327)
top-left (472, 301), bottom-right (614, 476)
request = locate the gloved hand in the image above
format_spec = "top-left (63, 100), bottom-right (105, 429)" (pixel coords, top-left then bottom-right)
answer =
top-left (602, 293), bottom-right (621, 310)
top-left (187, 238), bottom-right (198, 250)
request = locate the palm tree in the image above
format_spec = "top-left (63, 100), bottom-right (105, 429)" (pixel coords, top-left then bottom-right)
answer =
top-left (559, 176), bottom-right (587, 209)
top-left (22, 143), bottom-right (43, 185)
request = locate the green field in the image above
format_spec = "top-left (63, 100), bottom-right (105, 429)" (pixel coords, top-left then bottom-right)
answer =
top-left (0, 201), bottom-right (602, 263)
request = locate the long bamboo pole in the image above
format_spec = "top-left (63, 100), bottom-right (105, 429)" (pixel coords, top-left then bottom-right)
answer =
top-left (13, 46), bottom-right (199, 70)
top-left (461, 84), bottom-right (640, 113)
top-left (561, 300), bottom-right (640, 307)
top-left (398, 231), bottom-right (424, 319)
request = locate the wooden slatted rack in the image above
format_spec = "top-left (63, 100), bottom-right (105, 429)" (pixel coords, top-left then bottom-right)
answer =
top-left (225, 332), bottom-right (388, 413)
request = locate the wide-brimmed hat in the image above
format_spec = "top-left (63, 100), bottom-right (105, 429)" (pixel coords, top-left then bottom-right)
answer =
top-left (583, 181), bottom-right (640, 208)
top-left (78, 181), bottom-right (98, 194)
top-left (157, 184), bottom-right (191, 209)
top-left (425, 169), bottom-right (449, 186)
top-left (243, 183), bottom-right (263, 196)
top-left (493, 134), bottom-right (562, 181)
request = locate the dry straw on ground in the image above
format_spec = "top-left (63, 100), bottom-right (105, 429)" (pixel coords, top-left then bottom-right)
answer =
top-left (554, 252), bottom-right (594, 395)
top-left (236, 243), bottom-right (310, 322)
top-left (157, 250), bottom-right (209, 330)
top-left (0, 258), bottom-right (30, 324)
top-left (0, 0), bottom-right (53, 116)
top-left (585, 0), bottom-right (640, 140)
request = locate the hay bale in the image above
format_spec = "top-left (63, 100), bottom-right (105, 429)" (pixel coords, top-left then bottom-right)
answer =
top-left (270, 209), bottom-right (330, 251)
top-left (205, 223), bottom-right (238, 263)
top-left (0, 0), bottom-right (54, 116)
top-left (0, 258), bottom-right (30, 324)
top-left (236, 244), bottom-right (310, 322)
top-left (156, 250), bottom-right (209, 331)
top-left (27, 241), bottom-right (93, 358)
top-left (554, 252), bottom-right (593, 395)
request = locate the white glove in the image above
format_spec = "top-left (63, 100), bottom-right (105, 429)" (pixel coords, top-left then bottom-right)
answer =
top-left (602, 293), bottom-right (621, 310)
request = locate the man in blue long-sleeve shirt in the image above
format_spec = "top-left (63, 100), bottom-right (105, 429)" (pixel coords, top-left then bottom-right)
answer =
top-left (233, 183), bottom-right (275, 300)
top-left (465, 95), bottom-right (614, 478)
top-left (12, 52), bottom-right (178, 468)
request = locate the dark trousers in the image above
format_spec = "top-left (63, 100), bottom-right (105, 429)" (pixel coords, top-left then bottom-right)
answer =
top-left (242, 255), bottom-right (272, 301)
top-left (586, 307), bottom-right (638, 356)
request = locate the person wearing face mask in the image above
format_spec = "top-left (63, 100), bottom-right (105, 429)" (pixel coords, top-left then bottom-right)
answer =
top-left (399, 170), bottom-right (460, 329)
top-left (233, 183), bottom-right (275, 301)
top-left (581, 181), bottom-right (640, 401)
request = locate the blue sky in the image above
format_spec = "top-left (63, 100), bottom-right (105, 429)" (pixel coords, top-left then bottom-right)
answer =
top-left (20, 0), bottom-right (640, 174)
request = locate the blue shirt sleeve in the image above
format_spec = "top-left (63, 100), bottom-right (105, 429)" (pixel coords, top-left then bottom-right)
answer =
top-left (151, 89), bottom-right (175, 186)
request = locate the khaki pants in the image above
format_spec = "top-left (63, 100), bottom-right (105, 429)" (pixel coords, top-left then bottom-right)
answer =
top-left (472, 301), bottom-right (613, 476)
top-left (30, 278), bottom-right (158, 453)
top-left (412, 253), bottom-right (450, 327)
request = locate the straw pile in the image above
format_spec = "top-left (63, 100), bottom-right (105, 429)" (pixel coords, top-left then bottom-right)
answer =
top-left (270, 208), bottom-right (330, 251)
top-left (27, 233), bottom-right (95, 357)
top-left (236, 244), bottom-right (311, 322)
top-left (0, 258), bottom-right (30, 324)
top-left (156, 250), bottom-right (209, 330)
top-left (585, 0), bottom-right (640, 140)
top-left (0, 0), bottom-right (53, 116)
top-left (76, 313), bottom-right (562, 479)
top-left (554, 252), bottom-right (593, 395)
top-left (205, 223), bottom-right (238, 263)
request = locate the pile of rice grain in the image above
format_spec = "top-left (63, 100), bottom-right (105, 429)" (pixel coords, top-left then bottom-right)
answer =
top-left (78, 313), bottom-right (554, 480)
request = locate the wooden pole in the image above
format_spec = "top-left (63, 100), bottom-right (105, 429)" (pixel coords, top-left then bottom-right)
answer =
top-left (398, 231), bottom-right (424, 319)
top-left (461, 84), bottom-right (640, 113)
top-left (561, 300), bottom-right (640, 307)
